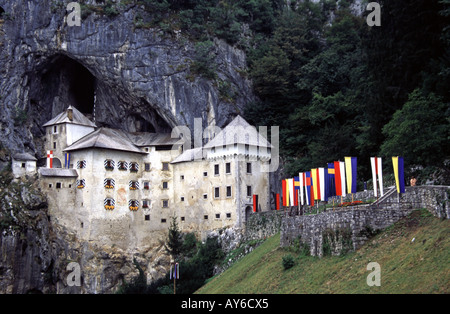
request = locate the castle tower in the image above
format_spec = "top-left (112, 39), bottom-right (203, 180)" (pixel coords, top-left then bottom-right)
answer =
top-left (42, 106), bottom-right (96, 168)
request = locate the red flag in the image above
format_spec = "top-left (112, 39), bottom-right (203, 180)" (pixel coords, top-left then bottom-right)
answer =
top-left (276, 193), bottom-right (280, 210)
top-left (334, 161), bottom-right (342, 196)
top-left (282, 180), bottom-right (287, 207)
top-left (253, 195), bottom-right (258, 212)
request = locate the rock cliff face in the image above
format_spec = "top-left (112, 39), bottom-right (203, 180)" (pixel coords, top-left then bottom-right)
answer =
top-left (0, 0), bottom-right (256, 293)
top-left (0, 0), bottom-right (255, 158)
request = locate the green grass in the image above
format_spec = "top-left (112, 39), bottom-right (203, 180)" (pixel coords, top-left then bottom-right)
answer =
top-left (196, 209), bottom-right (449, 294)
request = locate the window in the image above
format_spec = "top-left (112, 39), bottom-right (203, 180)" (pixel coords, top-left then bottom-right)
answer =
top-left (203, 193), bottom-right (208, 200)
top-left (77, 160), bottom-right (86, 169)
top-left (180, 175), bottom-right (184, 180)
top-left (142, 200), bottom-right (150, 208)
top-left (226, 186), bottom-right (232, 198)
top-left (145, 215), bottom-right (150, 221)
top-left (245, 144), bottom-right (249, 154)
top-left (53, 125), bottom-right (58, 134)
top-left (181, 217), bottom-right (185, 222)
top-left (161, 218), bottom-right (167, 223)
top-left (226, 162), bottom-right (231, 174)
top-left (129, 162), bottom-right (139, 172)
top-left (129, 200), bottom-right (139, 211)
top-left (204, 215), bottom-right (208, 220)
top-left (162, 162), bottom-right (169, 171)
top-left (56, 182), bottom-right (62, 189)
top-left (104, 178), bottom-right (115, 189)
top-left (226, 213), bottom-right (231, 219)
top-left (143, 181), bottom-right (150, 190)
top-left (246, 162), bottom-right (252, 174)
top-left (162, 200), bottom-right (169, 208)
top-left (215, 214), bottom-right (220, 219)
top-left (21, 163), bottom-right (26, 168)
top-left (48, 183), bottom-right (52, 188)
top-left (203, 171), bottom-right (208, 177)
top-left (118, 161), bottom-right (128, 171)
top-left (247, 185), bottom-right (252, 197)
top-left (77, 179), bottom-right (85, 189)
top-left (129, 181), bottom-right (139, 190)
top-left (104, 159), bottom-right (114, 170)
top-left (181, 196), bottom-right (185, 202)
top-left (53, 142), bottom-right (57, 149)
top-left (144, 163), bottom-right (151, 171)
top-left (214, 187), bottom-right (220, 199)
top-left (104, 198), bottom-right (115, 210)
top-left (162, 181), bottom-right (168, 189)
top-left (214, 164), bottom-right (219, 175)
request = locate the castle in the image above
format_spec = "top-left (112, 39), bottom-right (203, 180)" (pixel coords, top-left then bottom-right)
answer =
top-left (16, 106), bottom-right (272, 250)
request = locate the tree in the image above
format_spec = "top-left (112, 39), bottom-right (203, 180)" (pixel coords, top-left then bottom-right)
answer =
top-left (165, 216), bottom-right (183, 259)
top-left (380, 89), bottom-right (450, 169)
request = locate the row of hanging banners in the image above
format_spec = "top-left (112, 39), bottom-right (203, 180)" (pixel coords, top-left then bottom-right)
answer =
top-left (275, 156), bottom-right (405, 210)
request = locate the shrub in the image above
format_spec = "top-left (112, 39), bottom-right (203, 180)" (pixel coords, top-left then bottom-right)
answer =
top-left (282, 254), bottom-right (295, 270)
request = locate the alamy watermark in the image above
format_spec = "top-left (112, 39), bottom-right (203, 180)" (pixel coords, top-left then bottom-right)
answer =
top-left (66, 2), bottom-right (81, 27)
top-left (66, 262), bottom-right (81, 287)
top-left (366, 2), bottom-right (381, 27)
top-left (366, 262), bottom-right (381, 287)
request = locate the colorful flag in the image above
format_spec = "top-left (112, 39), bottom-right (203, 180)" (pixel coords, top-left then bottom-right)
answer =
top-left (253, 194), bottom-right (258, 212)
top-left (392, 156), bottom-right (405, 193)
top-left (370, 157), bottom-right (384, 197)
top-left (326, 163), bottom-right (336, 201)
top-left (170, 263), bottom-right (180, 280)
top-left (345, 157), bottom-right (357, 194)
top-left (319, 168), bottom-right (326, 201)
top-left (64, 152), bottom-right (71, 169)
top-left (334, 161), bottom-right (342, 196)
top-left (305, 171), bottom-right (312, 206)
top-left (288, 178), bottom-right (294, 206)
top-left (276, 193), bottom-right (280, 210)
top-left (47, 150), bottom-right (53, 168)
top-left (282, 180), bottom-right (287, 207)
top-left (299, 172), bottom-right (304, 206)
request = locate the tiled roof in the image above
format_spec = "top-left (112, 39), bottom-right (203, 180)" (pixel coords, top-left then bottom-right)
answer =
top-left (43, 106), bottom-right (96, 128)
top-left (12, 152), bottom-right (37, 161)
top-left (39, 168), bottom-right (78, 177)
top-left (64, 128), bottom-right (145, 154)
top-left (203, 115), bottom-right (272, 149)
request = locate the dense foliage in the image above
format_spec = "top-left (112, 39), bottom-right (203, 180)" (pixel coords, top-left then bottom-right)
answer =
top-left (83, 0), bottom-right (450, 183)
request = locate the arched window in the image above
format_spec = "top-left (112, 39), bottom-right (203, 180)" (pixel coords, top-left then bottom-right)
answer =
top-left (104, 178), bottom-right (115, 189)
top-left (104, 198), bottom-right (115, 210)
top-left (76, 179), bottom-right (85, 189)
top-left (129, 180), bottom-right (139, 190)
top-left (129, 162), bottom-right (139, 172)
top-left (129, 200), bottom-right (139, 211)
top-left (104, 159), bottom-right (115, 170)
top-left (118, 161), bottom-right (128, 171)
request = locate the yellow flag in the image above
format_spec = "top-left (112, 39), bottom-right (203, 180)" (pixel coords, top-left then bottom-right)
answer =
top-left (345, 157), bottom-right (352, 194)
top-left (392, 156), bottom-right (400, 193)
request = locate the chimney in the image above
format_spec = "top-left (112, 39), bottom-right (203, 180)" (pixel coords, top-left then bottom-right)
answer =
top-left (67, 106), bottom-right (73, 121)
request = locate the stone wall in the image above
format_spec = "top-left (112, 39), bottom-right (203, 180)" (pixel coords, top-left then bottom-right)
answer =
top-left (244, 210), bottom-right (283, 242)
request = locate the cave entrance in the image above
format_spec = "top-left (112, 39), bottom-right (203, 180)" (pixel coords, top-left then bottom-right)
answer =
top-left (39, 54), bottom-right (96, 117)
top-left (0, 7), bottom-right (5, 18)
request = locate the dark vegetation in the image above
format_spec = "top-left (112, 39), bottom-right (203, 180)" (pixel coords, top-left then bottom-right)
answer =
top-left (76, 0), bottom-right (450, 185)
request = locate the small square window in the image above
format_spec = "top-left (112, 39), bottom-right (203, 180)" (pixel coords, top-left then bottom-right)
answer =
top-left (145, 163), bottom-right (151, 171)
top-left (21, 163), bottom-right (26, 168)
top-left (203, 194), bottom-right (208, 200)
top-left (215, 214), bottom-right (220, 219)
top-left (181, 196), bottom-right (185, 202)
top-left (204, 215), bottom-right (208, 220)
top-left (161, 218), bottom-right (167, 223)
top-left (181, 217), bottom-right (185, 221)
top-left (48, 184), bottom-right (52, 188)
top-left (162, 162), bottom-right (169, 171)
top-left (162, 200), bottom-right (169, 208)
top-left (56, 182), bottom-right (62, 189)
top-left (203, 171), bottom-right (208, 177)
top-left (145, 215), bottom-right (150, 221)
top-left (226, 213), bottom-right (231, 218)
top-left (180, 175), bottom-right (184, 180)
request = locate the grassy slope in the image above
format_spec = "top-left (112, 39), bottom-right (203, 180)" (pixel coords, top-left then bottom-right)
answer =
top-left (196, 209), bottom-right (449, 294)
